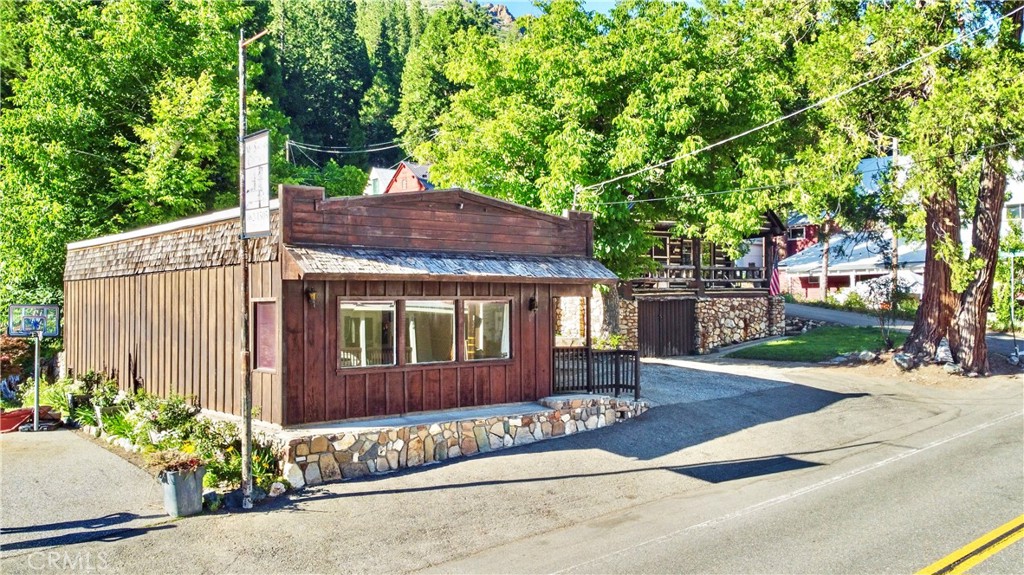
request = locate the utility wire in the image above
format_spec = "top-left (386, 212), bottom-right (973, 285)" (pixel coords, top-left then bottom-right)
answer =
top-left (286, 137), bottom-right (406, 151)
top-left (578, 4), bottom-right (1024, 194)
top-left (290, 142), bottom-right (321, 168)
top-left (288, 141), bottom-right (404, 155)
top-left (590, 138), bottom-right (1021, 207)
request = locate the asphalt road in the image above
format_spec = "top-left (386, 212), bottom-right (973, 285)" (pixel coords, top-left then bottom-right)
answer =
top-left (1, 361), bottom-right (1020, 574)
top-left (424, 378), bottom-right (1024, 574)
top-left (787, 302), bottom-right (1023, 360)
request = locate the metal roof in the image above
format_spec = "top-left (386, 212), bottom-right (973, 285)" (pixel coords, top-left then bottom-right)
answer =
top-left (777, 230), bottom-right (925, 275)
top-left (286, 245), bottom-right (617, 284)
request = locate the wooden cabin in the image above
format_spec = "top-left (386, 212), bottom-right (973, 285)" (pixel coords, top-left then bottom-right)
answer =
top-left (63, 186), bottom-right (616, 426)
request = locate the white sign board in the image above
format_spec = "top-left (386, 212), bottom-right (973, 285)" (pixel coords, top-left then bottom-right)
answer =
top-left (243, 130), bottom-right (271, 238)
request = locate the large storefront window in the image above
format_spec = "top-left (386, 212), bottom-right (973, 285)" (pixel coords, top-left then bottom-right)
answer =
top-left (338, 302), bottom-right (395, 368)
top-left (405, 300), bottom-right (455, 364)
top-left (464, 300), bottom-right (510, 360)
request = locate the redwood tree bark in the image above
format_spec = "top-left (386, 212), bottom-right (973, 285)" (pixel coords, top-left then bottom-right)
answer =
top-left (951, 150), bottom-right (1008, 375)
top-left (903, 183), bottom-right (961, 357)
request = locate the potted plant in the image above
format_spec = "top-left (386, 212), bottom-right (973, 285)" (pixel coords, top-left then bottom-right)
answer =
top-left (152, 451), bottom-right (206, 517)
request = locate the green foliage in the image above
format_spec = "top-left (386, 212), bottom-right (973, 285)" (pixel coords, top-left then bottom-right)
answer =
top-left (275, 0), bottom-right (370, 151)
top-left (419, 0), bottom-right (810, 277)
top-left (593, 333), bottom-right (624, 350)
top-left (992, 226), bottom-right (1024, 330)
top-left (726, 327), bottom-right (907, 363)
top-left (0, 0), bottom-right (261, 312)
top-left (283, 160), bottom-right (368, 199)
top-left (355, 0), bottom-right (418, 166)
top-left (72, 405), bottom-right (98, 427)
top-left (393, 0), bottom-right (495, 151)
top-left (100, 409), bottom-right (135, 440)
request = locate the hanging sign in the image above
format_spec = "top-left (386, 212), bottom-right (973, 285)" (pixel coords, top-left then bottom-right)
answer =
top-left (243, 129), bottom-right (271, 238)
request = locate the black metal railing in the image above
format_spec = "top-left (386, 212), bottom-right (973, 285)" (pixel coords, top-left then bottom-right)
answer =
top-left (552, 347), bottom-right (641, 400)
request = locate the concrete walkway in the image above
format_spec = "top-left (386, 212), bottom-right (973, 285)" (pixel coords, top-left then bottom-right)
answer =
top-left (0, 429), bottom-right (167, 562)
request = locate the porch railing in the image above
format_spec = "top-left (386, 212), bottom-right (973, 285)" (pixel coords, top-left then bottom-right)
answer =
top-left (639, 264), bottom-right (768, 289)
top-left (552, 347), bottom-right (641, 400)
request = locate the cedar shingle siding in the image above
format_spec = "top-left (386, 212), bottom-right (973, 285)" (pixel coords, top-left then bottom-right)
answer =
top-left (64, 213), bottom-right (279, 281)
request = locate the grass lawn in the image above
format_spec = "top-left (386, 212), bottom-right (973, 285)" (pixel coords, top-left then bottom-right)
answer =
top-left (725, 326), bottom-right (907, 363)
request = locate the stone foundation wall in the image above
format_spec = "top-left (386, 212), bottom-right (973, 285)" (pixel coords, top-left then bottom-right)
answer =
top-left (556, 296), bottom-right (587, 341)
top-left (694, 295), bottom-right (785, 353)
top-left (555, 287), bottom-right (638, 350)
top-left (281, 396), bottom-right (649, 488)
top-left (617, 299), bottom-right (638, 349)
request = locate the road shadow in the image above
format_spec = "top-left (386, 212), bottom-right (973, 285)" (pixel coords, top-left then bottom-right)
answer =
top-left (1, 512), bottom-right (164, 535)
top-left (0, 523), bottom-right (175, 553)
top-left (260, 375), bottom-right (869, 510)
top-left (544, 381), bottom-right (867, 461)
top-left (275, 445), bottom-right (867, 509)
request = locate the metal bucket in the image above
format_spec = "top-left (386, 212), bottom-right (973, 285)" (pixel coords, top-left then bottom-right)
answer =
top-left (159, 467), bottom-right (206, 517)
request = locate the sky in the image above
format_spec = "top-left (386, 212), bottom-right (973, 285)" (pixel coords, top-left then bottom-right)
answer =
top-left (499, 1), bottom-right (618, 18)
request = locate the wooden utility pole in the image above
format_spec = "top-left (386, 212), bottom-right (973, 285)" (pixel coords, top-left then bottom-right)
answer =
top-left (237, 26), bottom-right (270, 510)
top-left (238, 27), bottom-right (253, 510)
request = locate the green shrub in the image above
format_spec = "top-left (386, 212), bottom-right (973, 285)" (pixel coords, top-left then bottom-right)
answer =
top-left (593, 333), bottom-right (624, 350)
top-left (842, 292), bottom-right (868, 311)
top-left (72, 405), bottom-right (98, 427)
top-left (89, 379), bottom-right (121, 408)
top-left (101, 409), bottom-right (135, 440)
top-left (251, 439), bottom-right (279, 491)
top-left (20, 376), bottom-right (75, 416)
top-left (156, 395), bottom-right (200, 431)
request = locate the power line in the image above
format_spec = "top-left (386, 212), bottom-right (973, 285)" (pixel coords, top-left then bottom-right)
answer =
top-left (590, 138), bottom-right (1021, 207)
top-left (579, 4), bottom-right (1024, 194)
top-left (290, 142), bottom-right (321, 168)
top-left (288, 140), bottom-right (404, 155)
top-left (286, 137), bottom-right (406, 151)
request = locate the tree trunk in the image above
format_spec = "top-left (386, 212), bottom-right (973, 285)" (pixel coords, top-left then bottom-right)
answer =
top-left (904, 184), bottom-right (961, 357)
top-left (951, 150), bottom-right (1008, 375)
top-left (818, 225), bottom-right (830, 301)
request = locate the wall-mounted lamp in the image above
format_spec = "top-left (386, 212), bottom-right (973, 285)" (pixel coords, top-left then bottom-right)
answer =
top-left (528, 296), bottom-right (538, 312)
top-left (305, 287), bottom-right (319, 307)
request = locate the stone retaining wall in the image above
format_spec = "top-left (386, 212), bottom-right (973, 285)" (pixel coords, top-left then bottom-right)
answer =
top-left (695, 295), bottom-right (785, 353)
top-left (280, 396), bottom-right (649, 488)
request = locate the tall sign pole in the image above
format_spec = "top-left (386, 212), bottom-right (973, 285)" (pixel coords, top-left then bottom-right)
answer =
top-left (237, 27), bottom-right (270, 510)
top-left (238, 27), bottom-right (253, 510)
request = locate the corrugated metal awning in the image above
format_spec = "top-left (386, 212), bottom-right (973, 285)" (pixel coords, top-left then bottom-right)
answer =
top-left (285, 245), bottom-right (618, 284)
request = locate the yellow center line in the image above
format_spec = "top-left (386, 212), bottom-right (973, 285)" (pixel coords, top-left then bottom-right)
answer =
top-left (916, 513), bottom-right (1024, 575)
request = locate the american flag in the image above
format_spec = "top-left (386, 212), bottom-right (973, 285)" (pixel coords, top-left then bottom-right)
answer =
top-left (769, 263), bottom-right (781, 296)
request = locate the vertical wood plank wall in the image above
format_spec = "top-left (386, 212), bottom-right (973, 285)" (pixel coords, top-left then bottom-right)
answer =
top-left (63, 261), bottom-right (283, 424)
top-left (283, 279), bottom-right (554, 426)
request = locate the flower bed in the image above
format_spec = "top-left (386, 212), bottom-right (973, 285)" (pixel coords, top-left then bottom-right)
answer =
top-left (37, 371), bottom-right (286, 496)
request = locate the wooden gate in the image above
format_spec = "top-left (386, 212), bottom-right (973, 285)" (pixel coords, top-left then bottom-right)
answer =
top-left (638, 298), bottom-right (695, 357)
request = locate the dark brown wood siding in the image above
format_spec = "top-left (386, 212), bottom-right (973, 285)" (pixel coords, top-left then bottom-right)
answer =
top-left (283, 279), bottom-right (555, 426)
top-left (63, 261), bottom-right (283, 424)
top-left (281, 186), bottom-right (592, 258)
